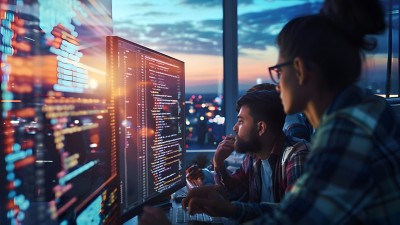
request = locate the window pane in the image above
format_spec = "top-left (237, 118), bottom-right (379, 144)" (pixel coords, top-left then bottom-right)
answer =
top-left (112, 1), bottom-right (224, 151)
top-left (238, 0), bottom-right (399, 98)
top-left (361, 0), bottom-right (399, 97)
top-left (238, 0), bottom-right (323, 95)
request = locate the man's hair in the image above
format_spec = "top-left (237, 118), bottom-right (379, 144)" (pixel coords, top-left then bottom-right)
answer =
top-left (236, 90), bottom-right (285, 133)
top-left (246, 83), bottom-right (276, 93)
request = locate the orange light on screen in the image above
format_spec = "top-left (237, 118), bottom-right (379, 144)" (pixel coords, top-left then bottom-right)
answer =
top-left (11, 17), bottom-right (26, 36)
top-left (11, 107), bottom-right (35, 118)
top-left (6, 199), bottom-right (15, 210)
top-left (4, 145), bottom-right (13, 154)
top-left (12, 40), bottom-right (31, 52)
top-left (90, 133), bottom-right (100, 144)
top-left (7, 55), bottom-right (58, 85)
top-left (140, 127), bottom-right (155, 137)
top-left (51, 37), bottom-right (62, 49)
top-left (14, 156), bottom-right (35, 169)
top-left (14, 17), bottom-right (25, 26)
top-left (1, 100), bottom-right (22, 102)
top-left (21, 140), bottom-right (34, 149)
top-left (9, 84), bottom-right (33, 93)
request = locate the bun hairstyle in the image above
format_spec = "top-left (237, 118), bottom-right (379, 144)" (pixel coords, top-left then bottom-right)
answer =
top-left (277, 0), bottom-right (386, 91)
top-left (320, 0), bottom-right (386, 50)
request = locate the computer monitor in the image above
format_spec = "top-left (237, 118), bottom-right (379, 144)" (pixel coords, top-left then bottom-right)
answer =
top-left (106, 36), bottom-right (186, 222)
top-left (0, 1), bottom-right (119, 224)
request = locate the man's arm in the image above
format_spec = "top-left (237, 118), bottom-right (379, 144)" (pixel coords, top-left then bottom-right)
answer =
top-left (181, 185), bottom-right (279, 220)
top-left (214, 154), bottom-right (252, 201)
top-left (212, 135), bottom-right (250, 200)
top-left (213, 135), bottom-right (236, 169)
top-left (182, 185), bottom-right (237, 217)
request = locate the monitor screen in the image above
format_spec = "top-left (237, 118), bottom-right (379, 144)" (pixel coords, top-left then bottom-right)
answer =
top-left (106, 36), bottom-right (186, 222)
top-left (0, 1), bottom-right (119, 224)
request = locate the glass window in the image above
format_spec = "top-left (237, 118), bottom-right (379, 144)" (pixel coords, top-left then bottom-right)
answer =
top-left (112, 1), bottom-right (224, 151)
top-left (361, 0), bottom-right (399, 98)
top-left (238, 0), bottom-right (323, 95)
top-left (238, 0), bottom-right (399, 98)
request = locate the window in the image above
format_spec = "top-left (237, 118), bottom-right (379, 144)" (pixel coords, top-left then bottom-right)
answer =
top-left (237, 0), bottom-right (399, 98)
top-left (361, 0), bottom-right (399, 97)
top-left (113, 0), bottom-right (399, 154)
top-left (238, 0), bottom-right (323, 95)
top-left (112, 1), bottom-right (224, 151)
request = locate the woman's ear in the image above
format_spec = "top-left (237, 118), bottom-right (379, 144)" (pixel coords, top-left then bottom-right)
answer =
top-left (293, 57), bottom-right (309, 86)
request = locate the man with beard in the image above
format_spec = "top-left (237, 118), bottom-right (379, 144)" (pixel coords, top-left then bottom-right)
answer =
top-left (213, 90), bottom-right (309, 203)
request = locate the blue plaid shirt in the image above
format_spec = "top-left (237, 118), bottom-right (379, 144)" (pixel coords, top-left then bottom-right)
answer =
top-left (231, 85), bottom-right (400, 225)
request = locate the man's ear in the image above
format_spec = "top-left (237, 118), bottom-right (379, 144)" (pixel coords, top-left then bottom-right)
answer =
top-left (258, 121), bottom-right (267, 136)
top-left (293, 57), bottom-right (309, 86)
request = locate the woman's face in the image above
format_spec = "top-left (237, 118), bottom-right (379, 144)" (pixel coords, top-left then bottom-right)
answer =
top-left (275, 55), bottom-right (303, 115)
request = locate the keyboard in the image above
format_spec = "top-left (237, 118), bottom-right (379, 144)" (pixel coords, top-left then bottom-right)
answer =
top-left (173, 206), bottom-right (221, 224)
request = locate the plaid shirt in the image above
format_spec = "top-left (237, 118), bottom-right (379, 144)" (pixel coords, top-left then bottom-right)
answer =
top-left (214, 135), bottom-right (310, 203)
top-left (231, 85), bottom-right (400, 225)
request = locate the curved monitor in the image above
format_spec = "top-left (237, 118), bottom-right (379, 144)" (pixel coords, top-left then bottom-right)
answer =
top-left (106, 36), bottom-right (186, 222)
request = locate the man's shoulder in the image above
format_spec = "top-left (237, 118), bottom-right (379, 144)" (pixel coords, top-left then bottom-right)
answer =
top-left (282, 136), bottom-right (310, 164)
top-left (285, 136), bottom-right (310, 151)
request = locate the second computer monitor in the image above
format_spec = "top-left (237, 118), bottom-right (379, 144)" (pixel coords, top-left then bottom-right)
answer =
top-left (107, 36), bottom-right (186, 222)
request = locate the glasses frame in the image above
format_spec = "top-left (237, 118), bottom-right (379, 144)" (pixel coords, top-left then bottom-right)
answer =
top-left (268, 61), bottom-right (293, 84)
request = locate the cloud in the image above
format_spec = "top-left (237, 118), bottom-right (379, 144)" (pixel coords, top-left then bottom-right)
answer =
top-left (114, 3), bottom-right (319, 56)
top-left (238, 3), bottom-right (323, 52)
top-left (128, 3), bottom-right (155, 8)
top-left (179, 0), bottom-right (253, 7)
top-left (142, 11), bottom-right (176, 17)
top-left (114, 19), bottom-right (223, 55)
top-left (114, 1), bottom-right (391, 57)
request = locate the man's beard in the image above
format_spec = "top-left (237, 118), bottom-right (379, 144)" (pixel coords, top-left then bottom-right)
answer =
top-left (234, 130), bottom-right (262, 154)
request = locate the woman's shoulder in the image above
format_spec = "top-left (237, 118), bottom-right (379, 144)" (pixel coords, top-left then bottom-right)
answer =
top-left (324, 86), bottom-right (393, 133)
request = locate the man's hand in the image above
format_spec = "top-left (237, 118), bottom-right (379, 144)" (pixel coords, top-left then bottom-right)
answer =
top-left (139, 206), bottom-right (171, 225)
top-left (213, 135), bottom-right (236, 169)
top-left (181, 185), bottom-right (236, 217)
top-left (186, 165), bottom-right (205, 189)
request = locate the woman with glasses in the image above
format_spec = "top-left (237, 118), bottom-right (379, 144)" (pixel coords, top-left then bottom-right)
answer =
top-left (251, 0), bottom-right (400, 224)
top-left (140, 0), bottom-right (400, 224)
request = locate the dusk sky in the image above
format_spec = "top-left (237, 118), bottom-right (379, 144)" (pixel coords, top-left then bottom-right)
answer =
top-left (111, 0), bottom-right (324, 93)
top-left (112, 0), bottom-right (395, 94)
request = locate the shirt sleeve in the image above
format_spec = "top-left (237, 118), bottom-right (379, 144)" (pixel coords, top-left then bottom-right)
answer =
top-left (235, 116), bottom-right (375, 225)
top-left (284, 142), bottom-right (310, 192)
top-left (214, 155), bottom-right (251, 201)
top-left (229, 201), bottom-right (278, 222)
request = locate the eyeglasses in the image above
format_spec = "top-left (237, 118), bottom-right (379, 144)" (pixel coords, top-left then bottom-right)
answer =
top-left (268, 61), bottom-right (293, 84)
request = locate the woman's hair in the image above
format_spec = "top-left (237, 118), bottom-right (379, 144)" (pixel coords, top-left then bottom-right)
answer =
top-left (277, 0), bottom-right (385, 91)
